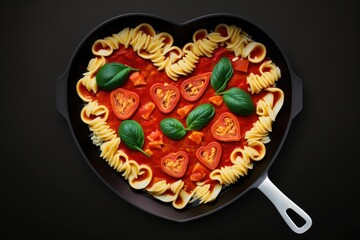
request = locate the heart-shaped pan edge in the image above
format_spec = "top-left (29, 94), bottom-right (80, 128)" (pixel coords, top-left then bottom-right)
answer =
top-left (58, 12), bottom-right (299, 222)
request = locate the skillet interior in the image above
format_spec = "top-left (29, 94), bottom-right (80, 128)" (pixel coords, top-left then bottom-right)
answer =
top-left (64, 13), bottom-right (294, 221)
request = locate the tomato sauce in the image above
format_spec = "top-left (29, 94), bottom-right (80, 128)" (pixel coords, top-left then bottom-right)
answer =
top-left (91, 46), bottom-right (268, 193)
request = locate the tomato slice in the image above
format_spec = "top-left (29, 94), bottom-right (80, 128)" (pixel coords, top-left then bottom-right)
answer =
top-left (196, 142), bottom-right (222, 170)
top-left (150, 83), bottom-right (180, 114)
top-left (232, 58), bottom-right (249, 73)
top-left (180, 72), bottom-right (211, 102)
top-left (110, 88), bottom-right (139, 120)
top-left (160, 151), bottom-right (189, 178)
top-left (211, 112), bottom-right (241, 142)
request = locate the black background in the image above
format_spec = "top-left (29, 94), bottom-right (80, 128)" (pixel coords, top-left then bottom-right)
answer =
top-left (1, 0), bottom-right (359, 239)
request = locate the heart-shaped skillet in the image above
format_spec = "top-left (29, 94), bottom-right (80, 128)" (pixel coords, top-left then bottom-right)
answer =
top-left (57, 13), bottom-right (309, 230)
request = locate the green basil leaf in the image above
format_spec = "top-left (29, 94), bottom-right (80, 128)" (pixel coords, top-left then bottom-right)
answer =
top-left (221, 87), bottom-right (255, 115)
top-left (186, 103), bottom-right (215, 130)
top-left (160, 118), bottom-right (187, 140)
top-left (210, 57), bottom-right (233, 94)
top-left (119, 120), bottom-right (150, 157)
top-left (96, 62), bottom-right (138, 91)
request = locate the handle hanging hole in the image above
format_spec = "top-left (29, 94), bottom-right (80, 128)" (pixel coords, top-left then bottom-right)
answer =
top-left (286, 208), bottom-right (306, 228)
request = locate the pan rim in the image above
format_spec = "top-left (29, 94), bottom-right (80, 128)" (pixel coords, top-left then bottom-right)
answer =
top-left (58, 12), bottom-right (300, 222)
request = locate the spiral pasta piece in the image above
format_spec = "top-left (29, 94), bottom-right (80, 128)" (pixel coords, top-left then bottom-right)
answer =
top-left (107, 149), bottom-right (129, 172)
top-left (76, 56), bottom-right (106, 101)
top-left (224, 25), bottom-right (253, 57)
top-left (256, 88), bottom-right (284, 121)
top-left (130, 31), bottom-right (153, 52)
top-left (173, 189), bottom-right (194, 209)
top-left (245, 88), bottom-right (284, 143)
top-left (129, 164), bottom-right (153, 189)
top-left (146, 180), bottom-right (170, 195)
top-left (242, 42), bottom-right (267, 63)
top-left (245, 116), bottom-right (273, 144)
top-left (191, 29), bottom-right (219, 58)
top-left (81, 101), bottom-right (109, 122)
top-left (113, 27), bottom-right (132, 48)
top-left (210, 140), bottom-right (267, 185)
top-left (208, 29), bottom-right (230, 43)
top-left (92, 39), bottom-right (115, 56)
top-left (100, 136), bottom-right (120, 161)
top-left (231, 141), bottom-right (266, 163)
top-left (210, 157), bottom-right (253, 185)
top-left (152, 180), bottom-right (184, 203)
top-left (247, 60), bottom-right (281, 94)
top-left (89, 119), bottom-right (116, 145)
top-left (191, 183), bottom-right (222, 204)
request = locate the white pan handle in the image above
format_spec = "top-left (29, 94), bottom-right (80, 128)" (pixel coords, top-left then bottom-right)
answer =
top-left (257, 175), bottom-right (312, 234)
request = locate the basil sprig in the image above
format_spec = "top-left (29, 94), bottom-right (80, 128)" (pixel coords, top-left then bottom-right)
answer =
top-left (160, 118), bottom-right (187, 140)
top-left (186, 103), bottom-right (215, 130)
top-left (210, 57), bottom-right (254, 116)
top-left (160, 103), bottom-right (215, 140)
top-left (118, 120), bottom-right (150, 157)
top-left (96, 62), bottom-right (138, 91)
top-left (219, 87), bottom-right (255, 115)
top-left (210, 57), bottom-right (233, 94)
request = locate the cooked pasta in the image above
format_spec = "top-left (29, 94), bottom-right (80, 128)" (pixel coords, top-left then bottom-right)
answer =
top-left (100, 136), bottom-right (121, 161)
top-left (129, 164), bottom-right (153, 189)
top-left (146, 180), bottom-right (170, 195)
top-left (223, 25), bottom-right (253, 57)
top-left (191, 29), bottom-right (219, 58)
top-left (256, 87), bottom-right (284, 121)
top-left (191, 183), bottom-right (222, 204)
top-left (242, 42), bottom-right (267, 63)
top-left (246, 88), bottom-right (284, 143)
top-left (107, 149), bottom-right (129, 172)
top-left (210, 156), bottom-right (253, 185)
top-left (247, 60), bottom-right (281, 94)
top-left (152, 180), bottom-right (184, 203)
top-left (76, 56), bottom-right (106, 101)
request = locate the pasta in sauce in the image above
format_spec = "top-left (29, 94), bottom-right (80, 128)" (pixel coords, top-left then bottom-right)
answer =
top-left (76, 23), bottom-right (284, 209)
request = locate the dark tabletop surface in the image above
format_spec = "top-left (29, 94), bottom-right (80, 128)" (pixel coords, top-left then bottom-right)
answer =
top-left (1, 0), bottom-right (359, 239)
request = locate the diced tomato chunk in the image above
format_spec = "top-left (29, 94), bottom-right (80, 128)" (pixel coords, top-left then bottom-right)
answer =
top-left (190, 163), bottom-right (207, 182)
top-left (139, 101), bottom-right (155, 120)
top-left (176, 104), bottom-right (195, 119)
top-left (208, 95), bottom-right (223, 106)
top-left (144, 148), bottom-right (153, 156)
top-left (129, 72), bottom-right (147, 86)
top-left (148, 141), bottom-right (163, 149)
top-left (147, 129), bottom-right (164, 149)
top-left (188, 131), bottom-right (204, 145)
top-left (147, 129), bottom-right (163, 142)
top-left (232, 58), bottom-right (249, 73)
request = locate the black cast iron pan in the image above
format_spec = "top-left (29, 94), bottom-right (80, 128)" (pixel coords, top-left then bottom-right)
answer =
top-left (56, 13), bottom-right (312, 234)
